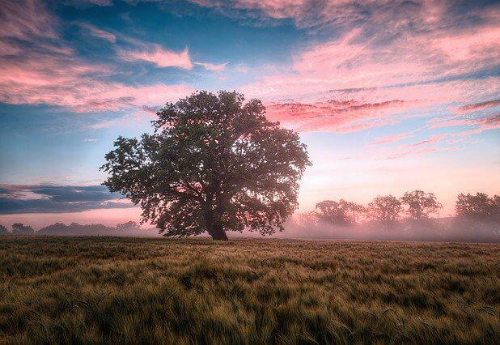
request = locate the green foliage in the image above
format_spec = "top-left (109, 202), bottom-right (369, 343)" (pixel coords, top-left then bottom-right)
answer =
top-left (0, 225), bottom-right (9, 235)
top-left (314, 199), bottom-right (365, 226)
top-left (1, 237), bottom-right (500, 343)
top-left (101, 91), bottom-right (311, 240)
top-left (367, 195), bottom-right (403, 228)
top-left (116, 221), bottom-right (140, 231)
top-left (11, 223), bottom-right (34, 235)
top-left (456, 193), bottom-right (500, 223)
top-left (401, 190), bottom-right (442, 220)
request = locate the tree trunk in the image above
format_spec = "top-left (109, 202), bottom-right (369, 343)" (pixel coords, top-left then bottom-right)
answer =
top-left (208, 226), bottom-right (228, 241)
top-left (208, 223), bottom-right (228, 241)
top-left (204, 198), bottom-right (229, 241)
top-left (205, 210), bottom-right (228, 241)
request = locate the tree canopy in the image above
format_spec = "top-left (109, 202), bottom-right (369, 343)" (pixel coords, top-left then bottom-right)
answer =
top-left (0, 225), bottom-right (9, 235)
top-left (101, 91), bottom-right (311, 240)
top-left (116, 221), bottom-right (140, 232)
top-left (11, 223), bottom-right (34, 235)
top-left (314, 199), bottom-right (365, 226)
top-left (367, 195), bottom-right (403, 227)
top-left (456, 193), bottom-right (500, 223)
top-left (401, 190), bottom-right (442, 220)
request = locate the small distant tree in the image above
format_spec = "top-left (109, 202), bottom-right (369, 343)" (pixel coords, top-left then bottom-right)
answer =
top-left (494, 195), bottom-right (500, 206)
top-left (116, 221), bottom-right (140, 231)
top-left (400, 190), bottom-right (442, 220)
top-left (101, 91), bottom-right (311, 240)
top-left (11, 223), bottom-right (34, 235)
top-left (0, 225), bottom-right (9, 235)
top-left (314, 199), bottom-right (365, 226)
top-left (456, 193), bottom-right (500, 223)
top-left (494, 195), bottom-right (500, 223)
top-left (367, 195), bottom-right (403, 228)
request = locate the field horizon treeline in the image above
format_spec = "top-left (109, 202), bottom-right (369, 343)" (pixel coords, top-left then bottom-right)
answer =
top-left (2, 190), bottom-right (499, 242)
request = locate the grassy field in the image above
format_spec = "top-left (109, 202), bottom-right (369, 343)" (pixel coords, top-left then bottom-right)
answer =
top-left (1, 237), bottom-right (500, 344)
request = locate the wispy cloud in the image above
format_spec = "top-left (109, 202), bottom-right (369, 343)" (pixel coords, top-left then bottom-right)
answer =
top-left (234, 63), bottom-right (248, 73)
top-left (80, 23), bottom-right (116, 42)
top-left (376, 134), bottom-right (453, 160)
top-left (2, 0), bottom-right (500, 141)
top-left (458, 98), bottom-right (500, 113)
top-left (234, 1), bottom-right (500, 135)
top-left (0, 0), bottom-right (194, 112)
top-left (195, 61), bottom-right (227, 71)
top-left (119, 45), bottom-right (193, 69)
top-left (369, 131), bottom-right (417, 146)
top-left (0, 0), bottom-right (58, 41)
top-left (265, 99), bottom-right (412, 132)
top-left (67, 0), bottom-right (113, 6)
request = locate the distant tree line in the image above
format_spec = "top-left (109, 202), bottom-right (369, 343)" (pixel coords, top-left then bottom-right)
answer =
top-left (314, 190), bottom-right (444, 227)
top-left (313, 190), bottom-right (499, 227)
top-left (0, 223), bottom-right (34, 236)
top-left (1, 191), bottom-right (499, 240)
top-left (455, 193), bottom-right (500, 224)
top-left (0, 221), bottom-right (141, 236)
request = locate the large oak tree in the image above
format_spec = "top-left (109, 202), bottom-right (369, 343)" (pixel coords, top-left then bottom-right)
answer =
top-left (101, 91), bottom-right (310, 240)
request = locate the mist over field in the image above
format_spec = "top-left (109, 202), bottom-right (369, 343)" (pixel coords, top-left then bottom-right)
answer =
top-left (2, 216), bottom-right (499, 243)
top-left (284, 218), bottom-right (500, 242)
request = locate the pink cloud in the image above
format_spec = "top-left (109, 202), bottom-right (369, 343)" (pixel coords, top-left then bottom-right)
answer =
top-left (429, 111), bottom-right (500, 138)
top-left (0, 0), bottom-right (194, 113)
top-left (81, 23), bottom-right (116, 43)
top-left (379, 146), bottom-right (457, 161)
top-left (0, 54), bottom-right (194, 111)
top-left (0, 60), bottom-right (193, 111)
top-left (79, 83), bottom-right (194, 113)
top-left (66, 0), bottom-right (113, 5)
top-left (189, 0), bottom-right (407, 29)
top-left (119, 45), bottom-right (193, 69)
top-left (0, 0), bottom-right (58, 41)
top-left (264, 99), bottom-right (411, 132)
top-left (430, 25), bottom-right (500, 66)
top-left (261, 91), bottom-right (441, 133)
top-left (375, 134), bottom-right (452, 160)
top-left (246, 19), bottom-right (500, 100)
top-left (369, 131), bottom-right (416, 146)
top-left (406, 134), bottom-right (445, 148)
top-left (458, 98), bottom-right (500, 113)
top-left (236, 1), bottom-right (500, 134)
top-left (430, 119), bottom-right (473, 129)
top-left (234, 64), bottom-right (248, 73)
top-left (85, 0), bottom-right (113, 5)
top-left (195, 61), bottom-right (228, 71)
top-left (479, 113), bottom-right (500, 131)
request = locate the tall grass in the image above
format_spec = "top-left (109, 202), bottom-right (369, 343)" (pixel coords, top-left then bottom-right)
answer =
top-left (1, 237), bottom-right (499, 343)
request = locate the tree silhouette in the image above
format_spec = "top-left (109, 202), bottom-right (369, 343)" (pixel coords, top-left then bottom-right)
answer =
top-left (0, 225), bottom-right (9, 235)
top-left (367, 195), bottom-right (403, 228)
top-left (400, 190), bottom-right (442, 220)
top-left (116, 221), bottom-right (140, 231)
top-left (102, 91), bottom-right (310, 240)
top-left (314, 199), bottom-right (365, 226)
top-left (11, 223), bottom-right (34, 235)
top-left (494, 195), bottom-right (500, 223)
top-left (456, 193), bottom-right (500, 223)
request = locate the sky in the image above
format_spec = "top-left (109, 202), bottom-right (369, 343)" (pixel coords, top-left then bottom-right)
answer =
top-left (0, 0), bottom-right (499, 229)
